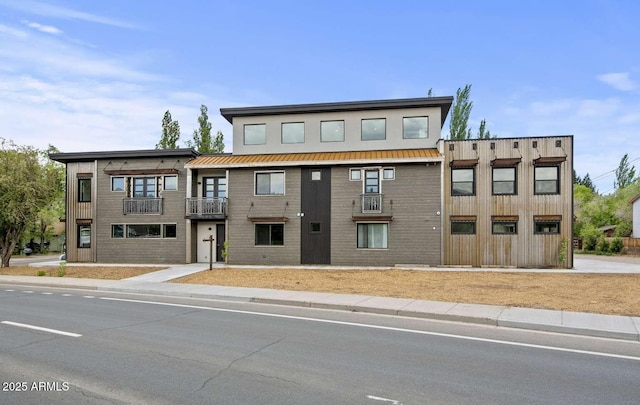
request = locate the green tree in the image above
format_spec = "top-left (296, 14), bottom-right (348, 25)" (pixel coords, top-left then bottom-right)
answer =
top-left (581, 173), bottom-right (596, 193)
top-left (156, 110), bottom-right (181, 149)
top-left (0, 139), bottom-right (62, 267)
top-left (186, 105), bottom-right (225, 153)
top-left (476, 119), bottom-right (494, 139)
top-left (614, 153), bottom-right (636, 190)
top-left (449, 84), bottom-right (473, 140)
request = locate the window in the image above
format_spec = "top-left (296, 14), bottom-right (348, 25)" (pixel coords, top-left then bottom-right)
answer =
top-left (535, 221), bottom-right (560, 234)
top-left (255, 172), bottom-right (285, 195)
top-left (310, 222), bottom-right (321, 233)
top-left (204, 177), bottom-right (226, 198)
top-left (164, 175), bottom-right (177, 191)
top-left (349, 168), bottom-right (361, 181)
top-left (77, 225), bottom-right (91, 248)
top-left (451, 221), bottom-right (476, 234)
top-left (127, 224), bottom-right (161, 238)
top-left (493, 167), bottom-right (517, 195)
top-left (535, 166), bottom-right (560, 194)
top-left (452, 168), bottom-right (475, 196)
top-left (111, 177), bottom-right (125, 192)
top-left (244, 124), bottom-right (266, 145)
top-left (403, 116), bottom-right (428, 139)
top-left (311, 170), bottom-right (321, 181)
top-left (357, 223), bottom-right (388, 248)
top-left (78, 178), bottom-right (91, 202)
top-left (255, 224), bottom-right (284, 245)
top-left (282, 122), bottom-right (304, 144)
top-left (492, 221), bottom-right (518, 234)
top-left (163, 224), bottom-right (177, 238)
top-left (111, 224), bottom-right (124, 238)
top-left (321, 120), bottom-right (344, 142)
top-left (361, 118), bottom-right (386, 141)
top-left (383, 168), bottom-right (395, 180)
top-left (133, 177), bottom-right (157, 197)
top-left (364, 169), bottom-right (380, 193)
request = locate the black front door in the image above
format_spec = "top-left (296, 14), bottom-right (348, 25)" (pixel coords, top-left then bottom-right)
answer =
top-left (216, 223), bottom-right (226, 262)
top-left (301, 167), bottom-right (331, 264)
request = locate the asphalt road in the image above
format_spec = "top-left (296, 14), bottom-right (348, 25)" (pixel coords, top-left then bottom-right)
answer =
top-left (1, 285), bottom-right (639, 404)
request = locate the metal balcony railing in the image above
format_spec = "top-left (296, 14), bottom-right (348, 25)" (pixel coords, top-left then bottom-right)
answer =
top-left (123, 198), bottom-right (163, 214)
top-left (186, 197), bottom-right (227, 218)
top-left (361, 194), bottom-right (383, 213)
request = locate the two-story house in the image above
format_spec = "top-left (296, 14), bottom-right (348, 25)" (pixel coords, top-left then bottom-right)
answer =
top-left (50, 149), bottom-right (199, 263)
top-left (185, 97), bottom-right (453, 266)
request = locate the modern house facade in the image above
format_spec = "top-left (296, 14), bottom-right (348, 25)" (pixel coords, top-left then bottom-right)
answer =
top-left (51, 96), bottom-right (573, 268)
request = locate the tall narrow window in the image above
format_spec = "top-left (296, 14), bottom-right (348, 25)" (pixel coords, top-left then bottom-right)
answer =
top-left (451, 168), bottom-right (475, 196)
top-left (357, 223), bottom-right (388, 248)
top-left (493, 167), bottom-right (517, 195)
top-left (78, 178), bottom-right (91, 202)
top-left (78, 225), bottom-right (91, 248)
top-left (361, 118), bottom-right (386, 141)
top-left (535, 166), bottom-right (560, 194)
top-left (364, 169), bottom-right (380, 193)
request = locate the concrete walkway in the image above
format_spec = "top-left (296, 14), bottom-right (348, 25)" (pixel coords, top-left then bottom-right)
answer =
top-left (1, 255), bottom-right (639, 341)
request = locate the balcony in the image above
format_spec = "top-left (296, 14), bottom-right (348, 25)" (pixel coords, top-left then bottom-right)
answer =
top-left (353, 194), bottom-right (393, 221)
top-left (186, 197), bottom-right (227, 219)
top-left (123, 198), bottom-right (163, 215)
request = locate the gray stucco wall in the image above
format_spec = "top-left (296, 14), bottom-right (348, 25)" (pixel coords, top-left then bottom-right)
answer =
top-left (95, 158), bottom-right (188, 264)
top-left (227, 167), bottom-right (302, 265)
top-left (330, 163), bottom-right (442, 266)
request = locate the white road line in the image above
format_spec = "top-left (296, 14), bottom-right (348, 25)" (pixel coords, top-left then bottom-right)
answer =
top-left (367, 395), bottom-right (402, 404)
top-left (61, 294), bottom-right (72, 297)
top-left (1, 321), bottom-right (82, 337)
top-left (4, 289), bottom-right (15, 292)
top-left (42, 292), bottom-right (53, 295)
top-left (100, 297), bottom-right (640, 362)
top-left (22, 291), bottom-right (33, 293)
top-left (83, 296), bottom-right (95, 299)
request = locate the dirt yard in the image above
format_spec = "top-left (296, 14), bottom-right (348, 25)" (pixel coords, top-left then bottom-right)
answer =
top-left (2, 263), bottom-right (640, 317)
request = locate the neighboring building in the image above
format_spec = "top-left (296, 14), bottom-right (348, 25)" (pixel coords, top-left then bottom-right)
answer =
top-left (50, 149), bottom-right (199, 263)
top-left (186, 97), bottom-right (453, 266)
top-left (442, 136), bottom-right (573, 268)
top-left (50, 97), bottom-right (574, 268)
top-left (631, 194), bottom-right (640, 238)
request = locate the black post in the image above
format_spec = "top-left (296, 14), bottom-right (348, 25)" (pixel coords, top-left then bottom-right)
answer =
top-left (202, 235), bottom-right (215, 270)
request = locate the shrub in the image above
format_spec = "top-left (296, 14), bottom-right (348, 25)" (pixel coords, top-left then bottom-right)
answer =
top-left (37, 270), bottom-right (46, 277)
top-left (580, 224), bottom-right (600, 251)
top-left (610, 237), bottom-right (625, 253)
top-left (596, 237), bottom-right (610, 254)
top-left (57, 262), bottom-right (66, 277)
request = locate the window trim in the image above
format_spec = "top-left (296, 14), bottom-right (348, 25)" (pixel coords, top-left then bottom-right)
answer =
top-left (243, 123), bottom-right (267, 145)
top-left (349, 168), bottom-right (362, 181)
top-left (363, 168), bottom-right (381, 194)
top-left (78, 178), bottom-right (91, 202)
top-left (132, 176), bottom-right (158, 198)
top-left (254, 223), bottom-right (285, 246)
top-left (320, 120), bottom-right (345, 142)
top-left (451, 167), bottom-right (476, 196)
top-left (382, 167), bottom-right (395, 180)
top-left (281, 122), bottom-right (305, 144)
top-left (534, 165), bottom-right (560, 195)
top-left (402, 116), bottom-right (429, 139)
top-left (254, 171), bottom-right (286, 196)
top-left (492, 166), bottom-right (517, 195)
top-left (356, 222), bottom-right (389, 249)
top-left (361, 118), bottom-right (386, 141)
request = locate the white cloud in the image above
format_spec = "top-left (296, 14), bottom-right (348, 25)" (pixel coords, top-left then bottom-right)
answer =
top-left (597, 72), bottom-right (638, 91)
top-left (22, 20), bottom-right (62, 35)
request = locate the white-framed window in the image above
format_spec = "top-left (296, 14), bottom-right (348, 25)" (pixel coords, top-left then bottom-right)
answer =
top-left (361, 118), bottom-right (386, 141)
top-left (349, 168), bottom-right (362, 181)
top-left (282, 122), bottom-right (304, 144)
top-left (321, 120), bottom-right (345, 142)
top-left (111, 176), bottom-right (125, 192)
top-left (255, 223), bottom-right (284, 246)
top-left (357, 223), bottom-right (388, 249)
top-left (244, 124), bottom-right (266, 145)
top-left (383, 168), bottom-right (395, 180)
top-left (255, 171), bottom-right (285, 195)
top-left (163, 175), bottom-right (178, 191)
top-left (133, 177), bottom-right (157, 197)
top-left (403, 116), bottom-right (428, 139)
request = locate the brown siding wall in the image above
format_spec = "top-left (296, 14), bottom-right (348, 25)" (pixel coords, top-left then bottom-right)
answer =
top-left (227, 168), bottom-right (301, 265)
top-left (331, 163), bottom-right (442, 266)
top-left (65, 162), bottom-right (96, 262)
top-left (443, 136), bottom-right (573, 268)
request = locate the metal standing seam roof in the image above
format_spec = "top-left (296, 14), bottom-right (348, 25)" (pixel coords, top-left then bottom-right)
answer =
top-left (186, 148), bottom-right (443, 168)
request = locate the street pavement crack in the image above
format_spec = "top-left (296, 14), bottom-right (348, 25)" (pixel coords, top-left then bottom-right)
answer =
top-left (148, 350), bottom-right (212, 367)
top-left (86, 309), bottom-right (205, 334)
top-left (196, 337), bottom-right (286, 392)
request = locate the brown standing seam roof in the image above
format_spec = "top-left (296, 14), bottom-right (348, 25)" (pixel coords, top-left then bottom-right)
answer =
top-left (187, 149), bottom-right (442, 167)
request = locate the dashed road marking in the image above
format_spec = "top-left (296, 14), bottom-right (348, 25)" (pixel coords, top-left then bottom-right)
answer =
top-left (1, 321), bottom-right (82, 337)
top-left (367, 395), bottom-right (402, 404)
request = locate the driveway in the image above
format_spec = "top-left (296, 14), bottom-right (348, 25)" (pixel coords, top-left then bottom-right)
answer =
top-left (574, 254), bottom-right (640, 273)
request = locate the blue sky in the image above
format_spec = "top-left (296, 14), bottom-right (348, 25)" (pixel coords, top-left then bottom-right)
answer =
top-left (0, 0), bottom-right (638, 194)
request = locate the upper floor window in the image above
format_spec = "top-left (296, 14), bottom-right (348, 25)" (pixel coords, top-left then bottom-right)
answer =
top-left (451, 168), bottom-right (475, 196)
top-left (163, 175), bottom-right (178, 191)
top-left (321, 120), bottom-right (345, 142)
top-left (534, 220), bottom-right (560, 234)
top-left (535, 166), bottom-right (560, 194)
top-left (244, 124), bottom-right (266, 145)
top-left (349, 168), bottom-right (362, 181)
top-left (361, 118), bottom-right (386, 141)
top-left (403, 116), bottom-right (428, 139)
top-left (492, 221), bottom-right (518, 234)
top-left (364, 169), bottom-right (380, 193)
top-left (493, 167), bottom-right (517, 195)
top-left (451, 220), bottom-right (476, 235)
top-left (255, 171), bottom-right (285, 195)
top-left (111, 177), bottom-right (125, 192)
top-left (133, 177), bottom-right (157, 198)
top-left (78, 178), bottom-right (91, 202)
top-left (282, 122), bottom-right (304, 144)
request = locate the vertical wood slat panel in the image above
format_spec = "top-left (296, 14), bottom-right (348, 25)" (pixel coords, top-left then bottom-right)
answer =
top-left (66, 162), bottom-right (95, 262)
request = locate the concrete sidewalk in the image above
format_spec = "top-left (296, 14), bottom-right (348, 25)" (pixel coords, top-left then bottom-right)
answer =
top-left (1, 259), bottom-right (639, 342)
